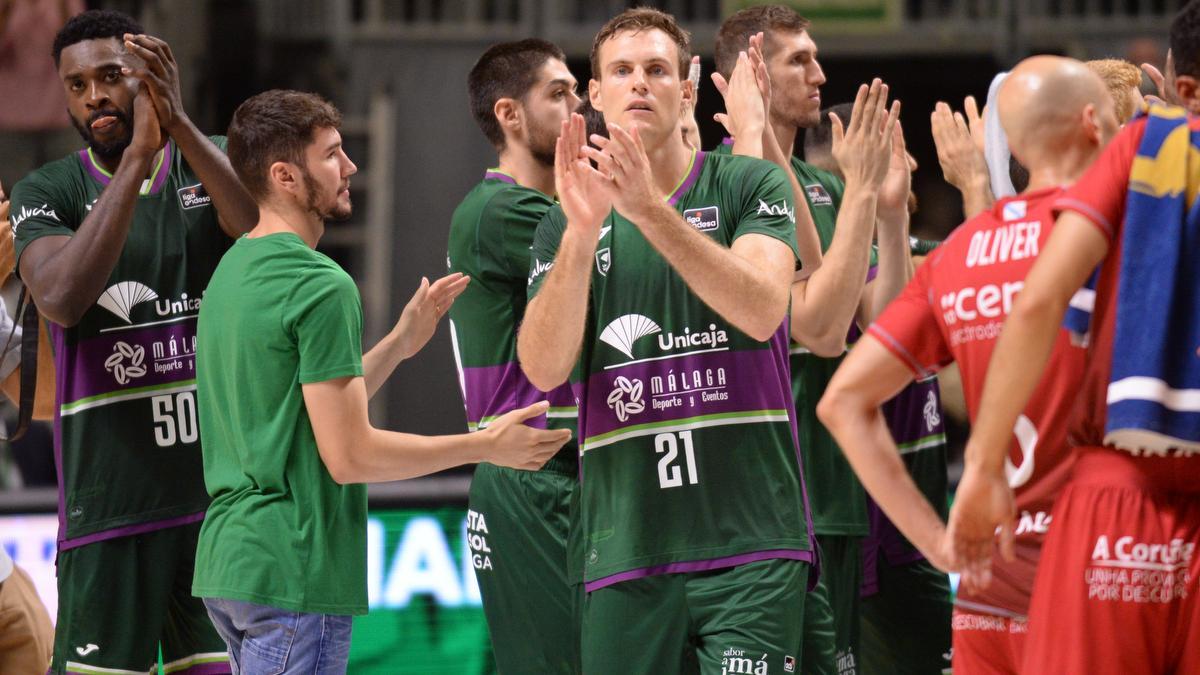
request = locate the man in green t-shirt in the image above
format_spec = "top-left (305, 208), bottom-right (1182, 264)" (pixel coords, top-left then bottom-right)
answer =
top-left (711, 8), bottom-right (916, 673)
top-left (193, 89), bottom-right (571, 673)
top-left (10, 10), bottom-right (259, 674)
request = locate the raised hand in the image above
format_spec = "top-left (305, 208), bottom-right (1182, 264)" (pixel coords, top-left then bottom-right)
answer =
top-left (393, 273), bottom-right (471, 360)
top-left (556, 113), bottom-right (611, 241)
top-left (122, 34), bottom-right (187, 136)
top-left (711, 50), bottom-right (766, 153)
top-left (583, 122), bottom-right (661, 223)
top-left (931, 98), bottom-right (990, 193)
top-left (129, 83), bottom-right (163, 156)
top-left (946, 459), bottom-right (1017, 594)
top-left (877, 118), bottom-right (915, 225)
top-left (482, 401), bottom-right (573, 471)
top-left (832, 79), bottom-right (900, 190)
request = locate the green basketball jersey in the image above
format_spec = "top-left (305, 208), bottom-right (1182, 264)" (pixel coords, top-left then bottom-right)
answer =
top-left (529, 150), bottom-right (815, 590)
top-left (446, 170), bottom-right (577, 474)
top-left (10, 140), bottom-right (232, 548)
top-left (712, 142), bottom-right (869, 536)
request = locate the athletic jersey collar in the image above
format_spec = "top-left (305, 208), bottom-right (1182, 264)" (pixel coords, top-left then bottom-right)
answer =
top-left (484, 167), bottom-right (518, 185)
top-left (666, 149), bottom-right (705, 206)
top-left (78, 140), bottom-right (173, 196)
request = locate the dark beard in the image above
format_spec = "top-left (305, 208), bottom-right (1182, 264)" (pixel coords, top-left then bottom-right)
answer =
top-left (528, 125), bottom-right (559, 168)
top-left (301, 165), bottom-right (352, 222)
top-left (70, 107), bottom-right (134, 164)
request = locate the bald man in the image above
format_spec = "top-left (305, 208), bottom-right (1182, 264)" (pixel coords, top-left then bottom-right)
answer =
top-left (817, 55), bottom-right (1118, 675)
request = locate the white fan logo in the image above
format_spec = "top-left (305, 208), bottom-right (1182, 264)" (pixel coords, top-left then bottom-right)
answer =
top-left (599, 314), bottom-right (661, 360)
top-left (97, 282), bottom-right (159, 323)
top-left (606, 376), bottom-right (645, 422)
top-left (104, 341), bottom-right (147, 385)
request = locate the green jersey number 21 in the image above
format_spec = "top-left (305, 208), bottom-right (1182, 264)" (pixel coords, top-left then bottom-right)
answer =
top-left (655, 430), bottom-right (698, 488)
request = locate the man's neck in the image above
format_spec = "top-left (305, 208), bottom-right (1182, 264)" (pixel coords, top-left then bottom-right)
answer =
top-left (644, 133), bottom-right (695, 201)
top-left (250, 202), bottom-right (324, 249)
top-left (1025, 146), bottom-right (1100, 193)
top-left (770, 117), bottom-right (800, 161)
top-left (496, 146), bottom-right (555, 196)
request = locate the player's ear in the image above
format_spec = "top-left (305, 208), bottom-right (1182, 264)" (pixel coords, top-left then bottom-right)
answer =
top-left (1173, 75), bottom-right (1200, 116)
top-left (494, 97), bottom-right (521, 138)
top-left (588, 79), bottom-right (602, 112)
top-left (1080, 103), bottom-right (1101, 144)
top-left (680, 72), bottom-right (696, 108)
top-left (268, 161), bottom-right (299, 198)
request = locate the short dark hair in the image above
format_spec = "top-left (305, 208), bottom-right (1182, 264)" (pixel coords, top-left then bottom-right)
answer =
top-left (1171, 0), bottom-right (1200, 79)
top-left (227, 90), bottom-right (343, 201)
top-left (468, 39), bottom-right (565, 150)
top-left (53, 9), bottom-right (143, 66)
top-left (576, 98), bottom-right (609, 143)
top-left (803, 102), bottom-right (852, 159)
top-left (715, 5), bottom-right (810, 79)
top-left (591, 8), bottom-right (691, 81)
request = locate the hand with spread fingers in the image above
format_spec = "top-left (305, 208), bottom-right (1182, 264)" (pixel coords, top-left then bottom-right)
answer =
top-left (931, 97), bottom-right (990, 193)
top-left (555, 113), bottom-right (612, 242)
top-left (394, 273), bottom-right (471, 360)
top-left (710, 50), bottom-right (766, 156)
top-left (122, 33), bottom-right (187, 136)
top-left (946, 457), bottom-right (1017, 595)
top-left (832, 79), bottom-right (901, 191)
top-left (583, 122), bottom-right (661, 223)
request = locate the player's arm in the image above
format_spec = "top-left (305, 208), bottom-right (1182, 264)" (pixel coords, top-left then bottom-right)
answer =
top-left (17, 87), bottom-right (162, 327)
top-left (818, 335), bottom-right (957, 571)
top-left (362, 273), bottom-right (471, 398)
top-left (950, 210), bottom-right (1108, 583)
top-left (122, 34), bottom-right (257, 237)
top-left (712, 37), bottom-right (822, 276)
top-left (789, 80), bottom-right (899, 355)
top-left (859, 120), bottom-right (915, 324)
top-left (305, 381), bottom-right (570, 483)
top-left (518, 114), bottom-right (606, 391)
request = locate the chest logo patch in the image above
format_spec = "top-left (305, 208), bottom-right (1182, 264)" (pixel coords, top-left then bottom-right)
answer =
top-left (683, 206), bottom-right (719, 232)
top-left (596, 247), bottom-right (612, 276)
top-left (97, 281), bottom-right (159, 323)
top-left (177, 183), bottom-right (212, 210)
top-left (1003, 200), bottom-right (1027, 221)
top-left (599, 314), bottom-right (661, 360)
top-left (805, 184), bottom-right (833, 207)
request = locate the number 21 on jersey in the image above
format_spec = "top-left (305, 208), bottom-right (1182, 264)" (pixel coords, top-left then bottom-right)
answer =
top-left (656, 430), bottom-right (698, 489)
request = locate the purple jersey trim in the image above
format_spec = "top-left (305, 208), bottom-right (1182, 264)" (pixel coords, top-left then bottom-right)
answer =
top-left (484, 168), bottom-right (518, 185)
top-left (174, 663), bottom-right (233, 675)
top-left (721, 136), bottom-right (734, 146)
top-left (667, 151), bottom-right (705, 207)
top-left (58, 510), bottom-right (206, 551)
top-left (584, 548), bottom-right (813, 592)
top-left (77, 141), bottom-right (174, 193)
top-left (460, 360), bottom-right (575, 428)
top-left (52, 324), bottom-right (67, 539)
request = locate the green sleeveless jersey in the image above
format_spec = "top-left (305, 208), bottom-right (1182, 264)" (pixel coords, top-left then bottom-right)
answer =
top-left (446, 170), bottom-right (577, 474)
top-left (10, 140), bottom-right (232, 548)
top-left (529, 151), bottom-right (815, 590)
top-left (712, 143), bottom-right (869, 536)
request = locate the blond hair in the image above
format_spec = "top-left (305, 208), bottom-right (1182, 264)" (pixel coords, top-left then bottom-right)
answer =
top-left (1085, 59), bottom-right (1143, 123)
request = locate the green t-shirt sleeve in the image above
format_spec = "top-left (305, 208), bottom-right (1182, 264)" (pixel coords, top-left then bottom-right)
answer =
top-left (526, 205), bottom-right (568, 300)
top-left (208, 134), bottom-right (229, 151)
top-left (732, 161), bottom-right (801, 263)
top-left (9, 170), bottom-right (81, 278)
top-left (288, 266), bottom-right (365, 384)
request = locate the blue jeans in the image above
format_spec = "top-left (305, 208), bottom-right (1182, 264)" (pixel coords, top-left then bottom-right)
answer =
top-left (202, 597), bottom-right (352, 674)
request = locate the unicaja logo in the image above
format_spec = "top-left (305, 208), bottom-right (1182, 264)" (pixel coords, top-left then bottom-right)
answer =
top-left (599, 314), bottom-right (662, 360)
top-left (96, 282), bottom-right (159, 324)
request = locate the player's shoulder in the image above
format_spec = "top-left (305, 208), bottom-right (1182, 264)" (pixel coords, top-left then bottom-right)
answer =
top-left (454, 179), bottom-right (553, 228)
top-left (789, 156), bottom-right (841, 189)
top-left (12, 152), bottom-right (84, 195)
top-left (703, 152), bottom-right (788, 196)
